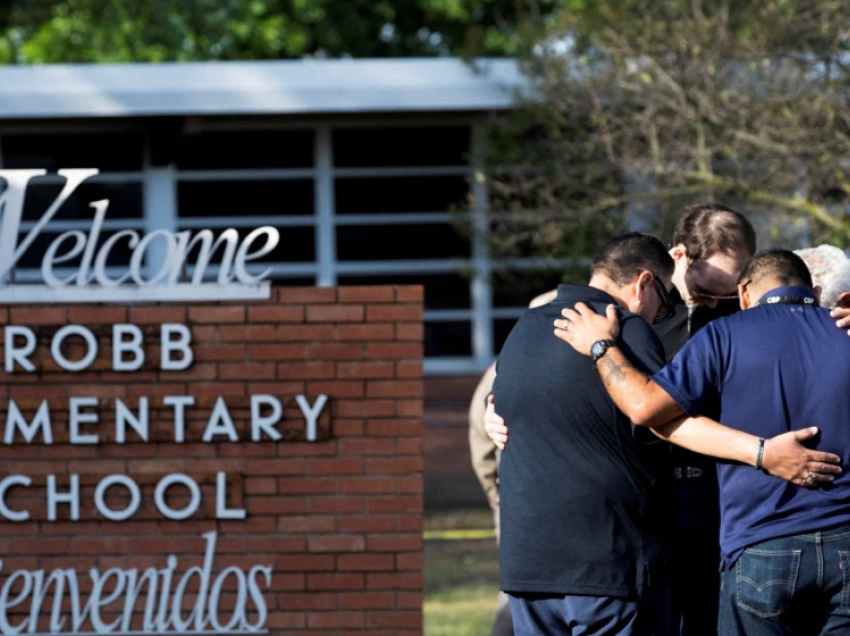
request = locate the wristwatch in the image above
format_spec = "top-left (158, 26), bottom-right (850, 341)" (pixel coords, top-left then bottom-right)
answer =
top-left (590, 339), bottom-right (618, 367)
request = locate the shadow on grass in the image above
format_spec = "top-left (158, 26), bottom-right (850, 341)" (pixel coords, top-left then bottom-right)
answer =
top-left (425, 537), bottom-right (500, 636)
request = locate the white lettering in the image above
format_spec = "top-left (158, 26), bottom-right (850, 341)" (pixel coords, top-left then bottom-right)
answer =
top-left (93, 229), bottom-right (139, 287)
top-left (116, 397), bottom-right (149, 443)
top-left (51, 325), bottom-right (98, 372)
top-left (113, 323), bottom-right (145, 371)
top-left (216, 472), bottom-right (246, 520)
top-left (161, 323), bottom-right (193, 371)
top-left (5, 400), bottom-right (52, 445)
top-left (164, 395), bottom-right (195, 443)
top-left (296, 394), bottom-right (328, 442)
top-left (69, 397), bottom-right (100, 444)
top-left (0, 475), bottom-right (31, 522)
top-left (203, 397), bottom-right (238, 442)
top-left (76, 200), bottom-right (109, 286)
top-left (233, 226), bottom-right (279, 283)
top-left (154, 474), bottom-right (201, 521)
top-left (4, 326), bottom-right (36, 373)
top-left (251, 394), bottom-right (283, 442)
top-left (130, 230), bottom-right (178, 286)
top-left (42, 230), bottom-right (86, 287)
top-left (0, 567), bottom-right (32, 635)
top-left (94, 475), bottom-right (141, 522)
top-left (47, 474), bottom-right (80, 522)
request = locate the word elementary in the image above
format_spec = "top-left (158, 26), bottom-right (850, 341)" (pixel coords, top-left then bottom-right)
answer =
top-left (1, 321), bottom-right (328, 523)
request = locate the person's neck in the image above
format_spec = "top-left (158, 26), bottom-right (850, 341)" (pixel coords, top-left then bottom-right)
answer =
top-left (749, 279), bottom-right (807, 300)
top-left (587, 274), bottom-right (629, 310)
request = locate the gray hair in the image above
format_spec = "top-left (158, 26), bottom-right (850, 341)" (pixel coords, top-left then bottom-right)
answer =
top-left (794, 244), bottom-right (850, 309)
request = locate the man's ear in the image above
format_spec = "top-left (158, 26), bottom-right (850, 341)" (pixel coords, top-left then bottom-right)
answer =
top-left (738, 284), bottom-right (751, 310)
top-left (837, 291), bottom-right (850, 309)
top-left (670, 245), bottom-right (687, 262)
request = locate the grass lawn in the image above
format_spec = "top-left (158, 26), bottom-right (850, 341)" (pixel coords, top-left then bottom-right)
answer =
top-left (424, 509), bottom-right (501, 636)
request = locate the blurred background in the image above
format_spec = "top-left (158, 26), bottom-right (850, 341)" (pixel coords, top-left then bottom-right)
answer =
top-left (1, 2), bottom-right (849, 634)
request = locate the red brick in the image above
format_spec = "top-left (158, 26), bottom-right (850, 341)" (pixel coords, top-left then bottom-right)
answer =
top-left (247, 344), bottom-right (305, 360)
top-left (396, 399), bottom-right (424, 416)
top-left (337, 477), bottom-right (395, 494)
top-left (397, 476), bottom-right (424, 494)
top-left (278, 287), bottom-right (336, 304)
top-left (367, 380), bottom-right (422, 398)
top-left (277, 593), bottom-right (336, 610)
top-left (338, 554), bottom-right (395, 571)
top-left (338, 324), bottom-right (394, 341)
top-left (308, 535), bottom-right (365, 553)
top-left (69, 307), bottom-right (128, 323)
top-left (194, 344), bottom-right (246, 361)
top-left (307, 458), bottom-right (365, 475)
top-left (267, 612), bottom-right (307, 629)
top-left (10, 307), bottom-right (66, 324)
top-left (188, 306), bottom-right (245, 323)
top-left (246, 536), bottom-right (306, 552)
top-left (337, 361), bottom-right (395, 379)
top-left (14, 538), bottom-right (68, 555)
top-left (338, 516), bottom-right (396, 533)
top-left (396, 553), bottom-right (424, 570)
top-left (129, 306), bottom-right (187, 323)
top-left (246, 497), bottom-right (307, 515)
top-left (336, 401), bottom-right (395, 417)
top-left (367, 343), bottom-right (422, 360)
top-left (338, 439), bottom-right (396, 456)
top-left (278, 516), bottom-right (337, 533)
top-left (309, 497), bottom-right (366, 514)
top-left (276, 325), bottom-right (335, 341)
top-left (338, 286), bottom-right (395, 303)
top-left (73, 537), bottom-right (131, 554)
top-left (396, 438), bottom-right (423, 455)
top-left (219, 325), bottom-right (275, 341)
top-left (368, 534), bottom-right (422, 552)
top-left (307, 343), bottom-right (364, 360)
top-left (367, 457), bottom-right (423, 474)
top-left (368, 496), bottom-right (423, 514)
top-left (399, 591), bottom-right (424, 609)
top-left (367, 572), bottom-right (423, 590)
top-left (307, 573), bottom-right (365, 591)
top-left (338, 592), bottom-right (395, 609)
top-left (307, 381), bottom-right (364, 398)
top-left (332, 420), bottom-right (364, 436)
top-left (396, 286), bottom-right (424, 301)
top-left (397, 515), bottom-right (424, 532)
top-left (366, 305), bottom-right (423, 322)
top-left (278, 477), bottom-right (336, 494)
top-left (307, 305), bottom-right (364, 322)
top-left (278, 362), bottom-right (335, 379)
top-left (276, 555), bottom-right (336, 572)
top-left (368, 611), bottom-right (421, 629)
top-left (219, 362), bottom-right (275, 380)
top-left (367, 419), bottom-right (422, 436)
top-left (396, 323), bottom-right (424, 340)
top-left (308, 611), bottom-right (364, 629)
top-left (396, 361), bottom-right (423, 378)
top-left (248, 305), bottom-right (305, 322)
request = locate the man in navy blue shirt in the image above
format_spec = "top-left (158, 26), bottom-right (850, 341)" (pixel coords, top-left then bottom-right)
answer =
top-left (554, 249), bottom-right (850, 634)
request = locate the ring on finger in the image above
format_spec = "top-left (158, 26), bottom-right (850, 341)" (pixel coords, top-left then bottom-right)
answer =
top-left (804, 470), bottom-right (816, 486)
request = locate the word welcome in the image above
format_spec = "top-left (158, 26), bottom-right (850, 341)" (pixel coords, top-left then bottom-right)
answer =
top-left (0, 532), bottom-right (271, 635)
top-left (0, 169), bottom-right (279, 303)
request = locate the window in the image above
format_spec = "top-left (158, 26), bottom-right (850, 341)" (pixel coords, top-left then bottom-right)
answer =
top-left (336, 225), bottom-right (470, 261)
top-left (2, 132), bottom-right (144, 172)
top-left (333, 126), bottom-right (470, 167)
top-left (425, 321), bottom-right (472, 357)
top-left (177, 180), bottom-right (314, 218)
top-left (22, 180), bottom-right (143, 221)
top-left (174, 129), bottom-right (314, 169)
top-left (335, 175), bottom-right (469, 214)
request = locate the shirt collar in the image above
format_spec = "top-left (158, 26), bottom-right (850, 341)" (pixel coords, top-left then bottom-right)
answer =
top-left (756, 285), bottom-right (819, 307)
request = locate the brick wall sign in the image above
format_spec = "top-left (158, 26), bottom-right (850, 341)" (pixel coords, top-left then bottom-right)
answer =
top-left (0, 286), bottom-right (424, 636)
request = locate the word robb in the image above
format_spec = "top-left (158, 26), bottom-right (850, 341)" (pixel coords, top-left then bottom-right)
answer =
top-left (2, 322), bottom-right (328, 523)
top-left (0, 168), bottom-right (280, 303)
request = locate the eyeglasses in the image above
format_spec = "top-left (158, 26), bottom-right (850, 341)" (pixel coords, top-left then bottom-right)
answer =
top-left (651, 271), bottom-right (675, 323)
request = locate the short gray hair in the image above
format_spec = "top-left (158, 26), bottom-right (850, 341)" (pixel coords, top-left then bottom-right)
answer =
top-left (794, 244), bottom-right (850, 309)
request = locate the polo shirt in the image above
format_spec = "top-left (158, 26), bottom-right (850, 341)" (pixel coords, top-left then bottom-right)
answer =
top-left (652, 285), bottom-right (850, 568)
top-left (494, 284), bottom-right (667, 597)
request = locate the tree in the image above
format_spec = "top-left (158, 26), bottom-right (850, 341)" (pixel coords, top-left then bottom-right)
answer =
top-left (0, 0), bottom-right (558, 63)
top-left (484, 0), bottom-right (850, 262)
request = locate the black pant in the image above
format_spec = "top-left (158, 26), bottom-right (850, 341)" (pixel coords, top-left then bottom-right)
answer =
top-left (669, 538), bottom-right (720, 636)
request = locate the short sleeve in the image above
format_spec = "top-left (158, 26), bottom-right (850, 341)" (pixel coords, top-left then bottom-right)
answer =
top-left (652, 322), bottom-right (723, 417)
top-left (618, 313), bottom-right (666, 376)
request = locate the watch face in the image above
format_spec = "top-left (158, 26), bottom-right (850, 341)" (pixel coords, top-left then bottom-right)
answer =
top-left (591, 341), bottom-right (605, 359)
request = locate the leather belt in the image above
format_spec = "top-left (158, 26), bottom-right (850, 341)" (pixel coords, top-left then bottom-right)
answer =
top-left (672, 466), bottom-right (704, 479)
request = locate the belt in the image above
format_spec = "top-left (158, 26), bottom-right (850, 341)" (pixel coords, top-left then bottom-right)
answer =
top-left (672, 466), bottom-right (704, 479)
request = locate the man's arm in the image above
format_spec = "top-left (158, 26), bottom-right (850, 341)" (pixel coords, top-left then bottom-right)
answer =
top-left (468, 364), bottom-right (500, 510)
top-left (654, 414), bottom-right (840, 485)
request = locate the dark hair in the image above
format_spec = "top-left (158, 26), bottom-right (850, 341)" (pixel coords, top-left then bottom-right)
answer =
top-left (591, 232), bottom-right (674, 285)
top-left (673, 203), bottom-right (757, 264)
top-left (738, 249), bottom-right (813, 289)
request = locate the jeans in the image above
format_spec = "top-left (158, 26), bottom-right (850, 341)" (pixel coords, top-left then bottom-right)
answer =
top-left (509, 594), bottom-right (640, 636)
top-left (718, 524), bottom-right (850, 635)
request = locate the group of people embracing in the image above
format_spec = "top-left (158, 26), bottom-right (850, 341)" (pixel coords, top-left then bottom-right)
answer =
top-left (482, 204), bottom-right (850, 636)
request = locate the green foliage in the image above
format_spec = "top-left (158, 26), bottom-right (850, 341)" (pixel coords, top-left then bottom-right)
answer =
top-left (0, 0), bottom-right (560, 63)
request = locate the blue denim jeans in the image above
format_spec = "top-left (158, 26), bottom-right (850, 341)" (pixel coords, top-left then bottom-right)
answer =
top-left (718, 524), bottom-right (850, 635)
